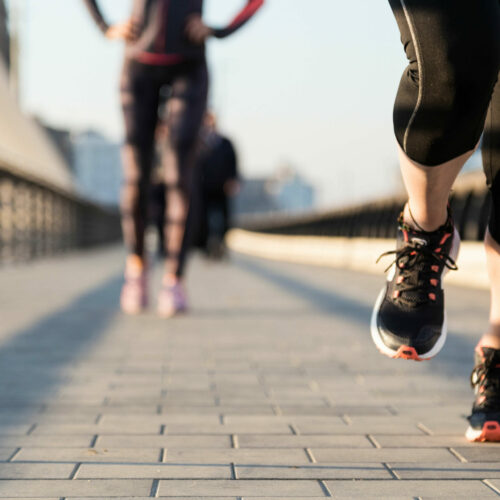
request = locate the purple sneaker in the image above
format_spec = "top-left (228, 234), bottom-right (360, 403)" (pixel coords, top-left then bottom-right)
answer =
top-left (157, 279), bottom-right (188, 318)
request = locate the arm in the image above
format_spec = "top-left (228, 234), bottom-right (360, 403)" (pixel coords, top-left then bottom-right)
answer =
top-left (82, 0), bottom-right (109, 34)
top-left (212, 0), bottom-right (265, 39)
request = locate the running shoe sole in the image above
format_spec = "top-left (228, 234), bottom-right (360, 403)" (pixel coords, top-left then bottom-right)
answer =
top-left (370, 227), bottom-right (460, 361)
top-left (466, 422), bottom-right (500, 442)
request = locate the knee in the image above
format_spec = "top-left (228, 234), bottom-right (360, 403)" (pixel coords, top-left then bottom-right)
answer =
top-left (438, 46), bottom-right (500, 107)
top-left (399, 44), bottom-right (500, 166)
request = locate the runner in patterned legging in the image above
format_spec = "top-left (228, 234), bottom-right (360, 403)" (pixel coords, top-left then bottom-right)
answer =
top-left (371, 0), bottom-right (500, 441)
top-left (83, 0), bottom-right (264, 318)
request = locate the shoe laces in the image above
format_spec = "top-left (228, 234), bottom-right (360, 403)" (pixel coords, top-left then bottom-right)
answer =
top-left (377, 240), bottom-right (457, 308)
top-left (471, 350), bottom-right (500, 411)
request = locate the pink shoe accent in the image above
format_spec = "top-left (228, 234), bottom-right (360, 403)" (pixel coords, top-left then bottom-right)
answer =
top-left (157, 281), bottom-right (188, 318)
top-left (120, 258), bottom-right (148, 315)
top-left (393, 345), bottom-right (424, 362)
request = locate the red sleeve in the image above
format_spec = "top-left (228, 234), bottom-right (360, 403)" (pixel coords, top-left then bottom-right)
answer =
top-left (212, 0), bottom-right (264, 39)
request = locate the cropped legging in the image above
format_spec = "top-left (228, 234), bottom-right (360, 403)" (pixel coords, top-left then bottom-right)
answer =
top-left (389, 0), bottom-right (500, 240)
top-left (120, 59), bottom-right (208, 276)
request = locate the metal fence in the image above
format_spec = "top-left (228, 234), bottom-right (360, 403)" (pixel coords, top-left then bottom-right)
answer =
top-left (240, 172), bottom-right (490, 242)
top-left (0, 167), bottom-right (121, 263)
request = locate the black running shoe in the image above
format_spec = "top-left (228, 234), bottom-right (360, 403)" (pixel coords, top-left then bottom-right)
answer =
top-left (371, 214), bottom-right (459, 361)
top-left (467, 345), bottom-right (500, 442)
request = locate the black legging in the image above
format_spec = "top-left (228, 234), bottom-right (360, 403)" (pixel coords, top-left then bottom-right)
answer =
top-left (120, 59), bottom-right (208, 276)
top-left (389, 0), bottom-right (500, 240)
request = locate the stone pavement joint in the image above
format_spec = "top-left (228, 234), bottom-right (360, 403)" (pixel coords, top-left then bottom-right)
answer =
top-left (0, 249), bottom-right (499, 498)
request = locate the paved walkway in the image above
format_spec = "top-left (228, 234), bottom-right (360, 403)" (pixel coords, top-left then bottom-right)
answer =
top-left (0, 246), bottom-right (499, 499)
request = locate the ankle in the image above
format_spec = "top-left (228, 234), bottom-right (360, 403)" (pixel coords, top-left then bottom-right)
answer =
top-left (126, 254), bottom-right (145, 276)
top-left (479, 331), bottom-right (500, 350)
top-left (403, 203), bottom-right (447, 233)
top-left (163, 273), bottom-right (180, 287)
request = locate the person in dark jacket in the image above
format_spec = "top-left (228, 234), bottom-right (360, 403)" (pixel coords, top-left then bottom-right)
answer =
top-left (196, 111), bottom-right (240, 258)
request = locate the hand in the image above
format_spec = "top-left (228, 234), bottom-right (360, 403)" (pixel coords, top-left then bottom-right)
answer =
top-left (106, 19), bottom-right (139, 42)
top-left (185, 15), bottom-right (214, 44)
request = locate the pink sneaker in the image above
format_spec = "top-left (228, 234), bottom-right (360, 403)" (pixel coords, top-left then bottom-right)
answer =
top-left (120, 256), bottom-right (148, 315)
top-left (157, 278), bottom-right (188, 318)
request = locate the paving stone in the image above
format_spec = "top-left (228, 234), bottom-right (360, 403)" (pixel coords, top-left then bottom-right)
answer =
top-left (0, 463), bottom-right (74, 479)
top-left (0, 435), bottom-right (93, 447)
top-left (279, 406), bottom-right (392, 416)
top-left (161, 406), bottom-right (275, 415)
top-left (78, 463), bottom-right (231, 479)
top-left (0, 448), bottom-right (17, 461)
top-left (324, 479), bottom-right (498, 498)
top-left (0, 480), bottom-right (152, 497)
top-left (374, 435), bottom-right (499, 448)
top-left (237, 434), bottom-right (372, 448)
top-left (32, 424), bottom-right (162, 435)
top-left (14, 448), bottom-right (161, 463)
top-left (236, 463), bottom-right (391, 479)
top-left (453, 447), bottom-right (500, 462)
top-left (0, 425), bottom-right (34, 435)
top-left (417, 417), bottom-right (470, 435)
top-left (165, 423), bottom-right (293, 435)
top-left (101, 415), bottom-right (222, 425)
top-left (312, 448), bottom-right (458, 463)
top-left (70, 498), bottom-right (239, 500)
top-left (97, 435), bottom-right (231, 448)
top-left (389, 462), bottom-right (500, 479)
top-left (157, 479), bottom-right (326, 496)
top-left (164, 449), bottom-right (311, 464)
top-left (295, 422), bottom-right (423, 435)
top-left (224, 416), bottom-right (344, 425)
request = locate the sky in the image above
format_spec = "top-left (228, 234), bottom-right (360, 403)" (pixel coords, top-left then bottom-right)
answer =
top-left (10, 0), bottom-right (479, 207)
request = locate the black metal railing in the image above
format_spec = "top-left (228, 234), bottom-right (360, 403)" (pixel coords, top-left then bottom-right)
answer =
top-left (240, 172), bottom-right (490, 242)
top-left (0, 166), bottom-right (121, 263)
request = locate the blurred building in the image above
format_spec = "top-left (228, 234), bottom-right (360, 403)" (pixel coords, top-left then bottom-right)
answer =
top-left (235, 167), bottom-right (315, 216)
top-left (0, 0), bottom-right (8, 69)
top-left (36, 120), bottom-right (74, 169)
top-left (72, 130), bottom-right (122, 206)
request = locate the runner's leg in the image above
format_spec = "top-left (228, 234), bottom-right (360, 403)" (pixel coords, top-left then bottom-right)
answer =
top-left (157, 61), bottom-right (208, 317)
top-left (390, 0), bottom-right (500, 231)
top-left (163, 61), bottom-right (208, 279)
top-left (468, 81), bottom-right (500, 440)
top-left (371, 0), bottom-right (500, 360)
top-left (121, 62), bottom-right (159, 259)
top-left (481, 75), bottom-right (500, 345)
top-left (119, 62), bottom-right (159, 314)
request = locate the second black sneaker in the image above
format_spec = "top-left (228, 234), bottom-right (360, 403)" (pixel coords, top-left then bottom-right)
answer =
top-left (371, 213), bottom-right (459, 361)
top-left (466, 345), bottom-right (500, 442)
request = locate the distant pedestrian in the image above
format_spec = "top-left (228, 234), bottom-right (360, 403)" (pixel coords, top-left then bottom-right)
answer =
top-left (195, 111), bottom-right (240, 259)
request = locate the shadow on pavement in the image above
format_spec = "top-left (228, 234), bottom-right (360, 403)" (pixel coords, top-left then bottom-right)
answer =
top-left (0, 274), bottom-right (122, 431)
top-left (234, 255), bottom-right (477, 379)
